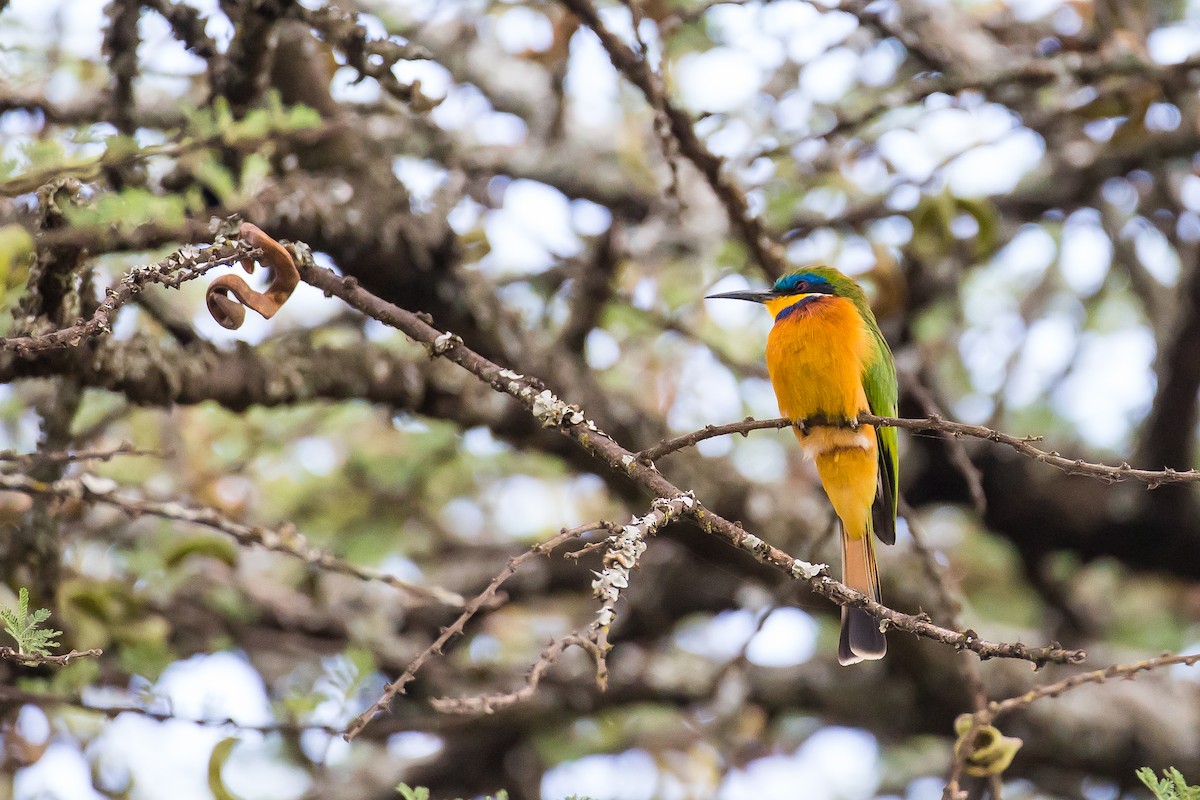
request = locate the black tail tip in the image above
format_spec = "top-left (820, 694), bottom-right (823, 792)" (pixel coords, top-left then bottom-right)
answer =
top-left (838, 607), bottom-right (886, 666)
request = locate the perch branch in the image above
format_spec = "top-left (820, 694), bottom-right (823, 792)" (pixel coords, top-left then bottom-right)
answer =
top-left (637, 415), bottom-right (1200, 488)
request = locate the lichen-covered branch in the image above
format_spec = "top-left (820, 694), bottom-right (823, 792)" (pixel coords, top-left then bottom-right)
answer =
top-left (428, 494), bottom-right (693, 717)
top-left (1, 235), bottom-right (257, 353)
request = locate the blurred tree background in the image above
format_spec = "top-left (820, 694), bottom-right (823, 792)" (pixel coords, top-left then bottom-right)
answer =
top-left (1, 0), bottom-right (1200, 798)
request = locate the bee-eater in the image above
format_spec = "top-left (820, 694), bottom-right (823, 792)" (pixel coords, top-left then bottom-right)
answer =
top-left (708, 267), bottom-right (898, 665)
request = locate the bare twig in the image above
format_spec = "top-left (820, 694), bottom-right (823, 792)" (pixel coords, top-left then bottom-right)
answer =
top-left (907, 379), bottom-right (988, 515)
top-left (0, 472), bottom-right (466, 607)
top-left (987, 652), bottom-right (1200, 718)
top-left (429, 634), bottom-right (599, 715)
top-left (820, 51), bottom-right (1200, 150)
top-left (0, 646), bottom-right (102, 667)
top-left (559, 0), bottom-right (788, 279)
top-left (343, 521), bottom-right (610, 739)
top-left (0, 685), bottom-right (343, 735)
top-left (0, 443), bottom-right (162, 467)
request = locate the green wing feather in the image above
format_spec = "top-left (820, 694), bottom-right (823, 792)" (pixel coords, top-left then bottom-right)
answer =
top-left (862, 324), bottom-right (899, 546)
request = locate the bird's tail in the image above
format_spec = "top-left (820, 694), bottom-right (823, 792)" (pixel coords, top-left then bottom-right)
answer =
top-left (839, 522), bottom-right (886, 665)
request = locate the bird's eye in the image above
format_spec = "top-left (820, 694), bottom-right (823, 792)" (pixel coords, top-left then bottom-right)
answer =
top-left (795, 281), bottom-right (807, 293)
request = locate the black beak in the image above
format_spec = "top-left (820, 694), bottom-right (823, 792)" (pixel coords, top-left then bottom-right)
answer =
top-left (705, 289), bottom-right (775, 303)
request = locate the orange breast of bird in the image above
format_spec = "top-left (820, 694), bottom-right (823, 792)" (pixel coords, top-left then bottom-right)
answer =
top-left (764, 294), bottom-right (878, 538)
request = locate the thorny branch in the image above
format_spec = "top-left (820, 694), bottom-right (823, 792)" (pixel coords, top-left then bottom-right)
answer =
top-left (428, 494), bottom-right (692, 717)
top-left (0, 443), bottom-right (160, 467)
top-left (0, 234), bottom-right (258, 353)
top-left (942, 653), bottom-right (1200, 798)
top-left (558, 0), bottom-right (788, 280)
top-left (637, 415), bottom-right (1200, 488)
top-left (0, 472), bottom-right (465, 607)
top-left (987, 652), bottom-right (1200, 719)
top-left (343, 521), bottom-right (612, 740)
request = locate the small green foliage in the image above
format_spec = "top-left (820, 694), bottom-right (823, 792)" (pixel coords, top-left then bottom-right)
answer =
top-left (208, 737), bottom-right (243, 800)
top-left (279, 648), bottom-right (378, 727)
top-left (63, 186), bottom-right (204, 231)
top-left (1137, 767), bottom-right (1200, 800)
top-left (185, 90), bottom-right (321, 144)
top-left (1, 587), bottom-right (63, 657)
top-left (163, 533), bottom-right (240, 570)
top-left (395, 785), bottom-right (430, 800)
top-left (0, 223), bottom-right (33, 305)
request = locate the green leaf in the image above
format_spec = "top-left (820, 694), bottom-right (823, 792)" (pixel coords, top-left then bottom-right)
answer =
top-left (208, 738), bottom-right (242, 800)
top-left (1138, 767), bottom-right (1200, 800)
top-left (3, 587), bottom-right (63, 658)
top-left (0, 223), bottom-right (34, 303)
top-left (163, 534), bottom-right (240, 570)
top-left (395, 784), bottom-right (431, 800)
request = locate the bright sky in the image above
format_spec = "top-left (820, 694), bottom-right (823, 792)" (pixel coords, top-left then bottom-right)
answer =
top-left (5, 0), bottom-right (1200, 797)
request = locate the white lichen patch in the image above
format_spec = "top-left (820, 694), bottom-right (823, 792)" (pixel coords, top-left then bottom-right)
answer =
top-left (589, 495), bottom-right (693, 627)
top-left (591, 522), bottom-right (649, 607)
top-left (79, 474), bottom-right (118, 495)
top-left (431, 331), bottom-right (463, 354)
top-left (529, 389), bottom-right (588, 428)
top-left (740, 533), bottom-right (764, 552)
top-left (790, 559), bottom-right (827, 580)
